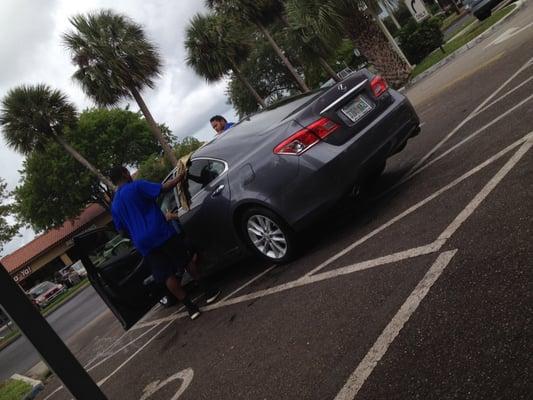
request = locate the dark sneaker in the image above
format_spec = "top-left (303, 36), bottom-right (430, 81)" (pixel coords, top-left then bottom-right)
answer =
top-left (186, 304), bottom-right (201, 320)
top-left (205, 288), bottom-right (221, 305)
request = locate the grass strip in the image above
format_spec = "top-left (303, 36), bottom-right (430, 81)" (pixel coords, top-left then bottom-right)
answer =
top-left (412, 5), bottom-right (515, 77)
top-left (0, 378), bottom-right (32, 400)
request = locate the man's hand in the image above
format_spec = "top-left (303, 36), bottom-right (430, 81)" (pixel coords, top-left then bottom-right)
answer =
top-left (165, 210), bottom-right (180, 221)
top-left (161, 168), bottom-right (187, 192)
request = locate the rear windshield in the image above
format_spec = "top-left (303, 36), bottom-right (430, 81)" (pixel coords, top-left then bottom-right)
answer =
top-left (231, 91), bottom-right (323, 134)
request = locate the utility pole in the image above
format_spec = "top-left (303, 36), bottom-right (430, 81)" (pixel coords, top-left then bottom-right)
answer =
top-left (0, 262), bottom-right (107, 400)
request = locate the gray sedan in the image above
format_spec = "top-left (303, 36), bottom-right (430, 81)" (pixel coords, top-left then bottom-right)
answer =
top-left (161, 68), bottom-right (420, 269)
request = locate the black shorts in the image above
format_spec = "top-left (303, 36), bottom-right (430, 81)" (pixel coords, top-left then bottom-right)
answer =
top-left (145, 235), bottom-right (192, 284)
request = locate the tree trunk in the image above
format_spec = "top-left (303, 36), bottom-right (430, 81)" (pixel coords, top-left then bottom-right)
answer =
top-left (130, 87), bottom-right (179, 168)
top-left (343, 11), bottom-right (411, 88)
top-left (53, 134), bottom-right (116, 191)
top-left (230, 60), bottom-right (267, 108)
top-left (318, 56), bottom-right (340, 82)
top-left (256, 22), bottom-right (310, 93)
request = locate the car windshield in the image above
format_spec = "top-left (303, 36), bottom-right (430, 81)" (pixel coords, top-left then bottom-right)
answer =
top-left (29, 282), bottom-right (54, 297)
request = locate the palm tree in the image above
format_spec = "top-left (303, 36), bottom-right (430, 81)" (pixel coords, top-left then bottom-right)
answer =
top-left (62, 10), bottom-right (178, 167)
top-left (283, 0), bottom-right (341, 82)
top-left (0, 84), bottom-right (115, 190)
top-left (206, 0), bottom-right (310, 93)
top-left (185, 13), bottom-right (266, 108)
top-left (286, 0), bottom-right (411, 88)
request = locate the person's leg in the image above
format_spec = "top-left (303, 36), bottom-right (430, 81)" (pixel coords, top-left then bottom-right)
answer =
top-left (183, 253), bottom-right (221, 304)
top-left (165, 275), bottom-right (200, 319)
top-left (164, 275), bottom-right (187, 301)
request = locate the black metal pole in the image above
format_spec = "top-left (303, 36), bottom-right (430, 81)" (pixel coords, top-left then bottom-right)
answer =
top-left (0, 262), bottom-right (107, 400)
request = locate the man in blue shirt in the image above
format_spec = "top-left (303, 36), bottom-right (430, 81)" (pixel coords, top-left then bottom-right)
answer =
top-left (109, 166), bottom-right (220, 320)
top-left (210, 115), bottom-right (234, 135)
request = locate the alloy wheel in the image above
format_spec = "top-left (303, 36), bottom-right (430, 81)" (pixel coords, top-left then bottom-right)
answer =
top-left (246, 215), bottom-right (288, 260)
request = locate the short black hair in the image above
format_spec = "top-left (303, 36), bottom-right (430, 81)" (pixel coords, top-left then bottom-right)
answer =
top-left (109, 166), bottom-right (129, 185)
top-left (210, 115), bottom-right (226, 123)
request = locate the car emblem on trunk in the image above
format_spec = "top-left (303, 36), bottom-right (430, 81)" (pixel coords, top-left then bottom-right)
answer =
top-left (337, 83), bottom-right (347, 92)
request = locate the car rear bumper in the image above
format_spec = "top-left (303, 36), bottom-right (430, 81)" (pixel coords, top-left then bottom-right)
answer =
top-left (282, 90), bottom-right (420, 230)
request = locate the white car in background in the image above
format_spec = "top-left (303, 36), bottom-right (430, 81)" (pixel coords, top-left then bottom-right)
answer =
top-left (27, 281), bottom-right (66, 309)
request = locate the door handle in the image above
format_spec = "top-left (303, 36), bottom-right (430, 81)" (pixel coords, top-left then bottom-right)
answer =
top-left (211, 184), bottom-right (225, 198)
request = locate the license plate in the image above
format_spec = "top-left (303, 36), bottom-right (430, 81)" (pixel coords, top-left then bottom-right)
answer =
top-left (341, 96), bottom-right (373, 123)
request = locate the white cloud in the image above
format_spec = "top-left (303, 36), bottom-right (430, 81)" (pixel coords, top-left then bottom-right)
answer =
top-left (0, 0), bottom-right (238, 256)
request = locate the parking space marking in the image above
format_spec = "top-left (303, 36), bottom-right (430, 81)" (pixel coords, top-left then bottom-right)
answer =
top-left (335, 138), bottom-right (532, 399)
top-left (404, 56), bottom-right (533, 179)
top-left (474, 74), bottom-right (533, 116)
top-left (333, 250), bottom-right (458, 400)
top-left (438, 137), bottom-right (533, 242)
top-left (304, 132), bottom-right (531, 278)
top-left (220, 265), bottom-right (277, 302)
top-left (140, 368), bottom-right (194, 400)
top-left (485, 21), bottom-right (533, 48)
top-left (85, 323), bottom-right (160, 369)
top-left (395, 94), bottom-right (533, 186)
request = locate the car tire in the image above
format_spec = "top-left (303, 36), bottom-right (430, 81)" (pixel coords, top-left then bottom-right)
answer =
top-left (240, 207), bottom-right (296, 264)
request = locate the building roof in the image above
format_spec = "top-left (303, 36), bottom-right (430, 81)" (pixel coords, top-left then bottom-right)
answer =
top-left (1, 203), bottom-right (108, 274)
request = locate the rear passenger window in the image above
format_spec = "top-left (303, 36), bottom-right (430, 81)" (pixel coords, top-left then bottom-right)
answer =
top-left (187, 159), bottom-right (225, 198)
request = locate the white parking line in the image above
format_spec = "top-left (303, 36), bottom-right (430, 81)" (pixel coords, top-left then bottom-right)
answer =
top-left (474, 74), bottom-right (533, 116)
top-left (220, 265), bottom-right (276, 302)
top-left (334, 138), bottom-right (532, 399)
top-left (304, 132), bottom-right (531, 278)
top-left (396, 94), bottom-right (533, 186)
top-left (333, 250), bottom-right (458, 400)
top-left (404, 56), bottom-right (533, 179)
top-left (438, 136), bottom-right (533, 241)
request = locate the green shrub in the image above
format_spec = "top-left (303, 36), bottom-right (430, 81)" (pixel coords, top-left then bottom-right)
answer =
top-left (398, 18), bottom-right (444, 64)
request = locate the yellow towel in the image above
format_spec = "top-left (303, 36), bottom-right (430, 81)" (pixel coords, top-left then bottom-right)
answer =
top-left (177, 153), bottom-right (192, 211)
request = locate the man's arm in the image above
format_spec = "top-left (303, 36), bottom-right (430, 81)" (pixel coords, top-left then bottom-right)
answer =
top-left (161, 170), bottom-right (186, 193)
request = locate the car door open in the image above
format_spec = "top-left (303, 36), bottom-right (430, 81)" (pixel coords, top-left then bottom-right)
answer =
top-left (72, 227), bottom-right (164, 330)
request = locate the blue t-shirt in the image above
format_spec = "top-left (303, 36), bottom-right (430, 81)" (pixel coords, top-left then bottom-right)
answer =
top-left (111, 180), bottom-right (176, 256)
top-left (224, 122), bottom-right (234, 131)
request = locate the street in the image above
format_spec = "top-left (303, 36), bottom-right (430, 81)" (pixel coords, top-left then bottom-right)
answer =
top-left (0, 285), bottom-right (108, 381)
top-left (34, 3), bottom-right (533, 399)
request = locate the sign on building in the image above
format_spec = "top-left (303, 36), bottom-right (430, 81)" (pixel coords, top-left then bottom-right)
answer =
top-left (13, 266), bottom-right (32, 283)
top-left (405, 0), bottom-right (430, 22)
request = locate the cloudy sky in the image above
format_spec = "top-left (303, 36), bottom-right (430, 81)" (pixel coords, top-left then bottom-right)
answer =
top-left (0, 0), bottom-right (238, 255)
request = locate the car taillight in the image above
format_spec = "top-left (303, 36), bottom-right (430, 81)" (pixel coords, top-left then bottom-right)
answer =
top-left (274, 117), bottom-right (340, 155)
top-left (370, 75), bottom-right (388, 97)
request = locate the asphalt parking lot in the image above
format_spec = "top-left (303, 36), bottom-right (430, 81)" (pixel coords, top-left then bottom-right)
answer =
top-left (37, 5), bottom-right (532, 400)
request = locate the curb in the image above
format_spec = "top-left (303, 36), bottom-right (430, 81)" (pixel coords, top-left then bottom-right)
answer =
top-left (407, 0), bottom-right (526, 88)
top-left (10, 373), bottom-right (44, 400)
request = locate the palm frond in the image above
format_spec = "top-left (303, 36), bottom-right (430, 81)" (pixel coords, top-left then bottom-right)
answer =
top-left (0, 84), bottom-right (77, 154)
top-left (63, 9), bottom-right (162, 105)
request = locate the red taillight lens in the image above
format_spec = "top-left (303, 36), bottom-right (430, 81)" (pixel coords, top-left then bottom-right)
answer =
top-left (370, 75), bottom-right (388, 97)
top-left (307, 117), bottom-right (340, 139)
top-left (274, 117), bottom-right (340, 155)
